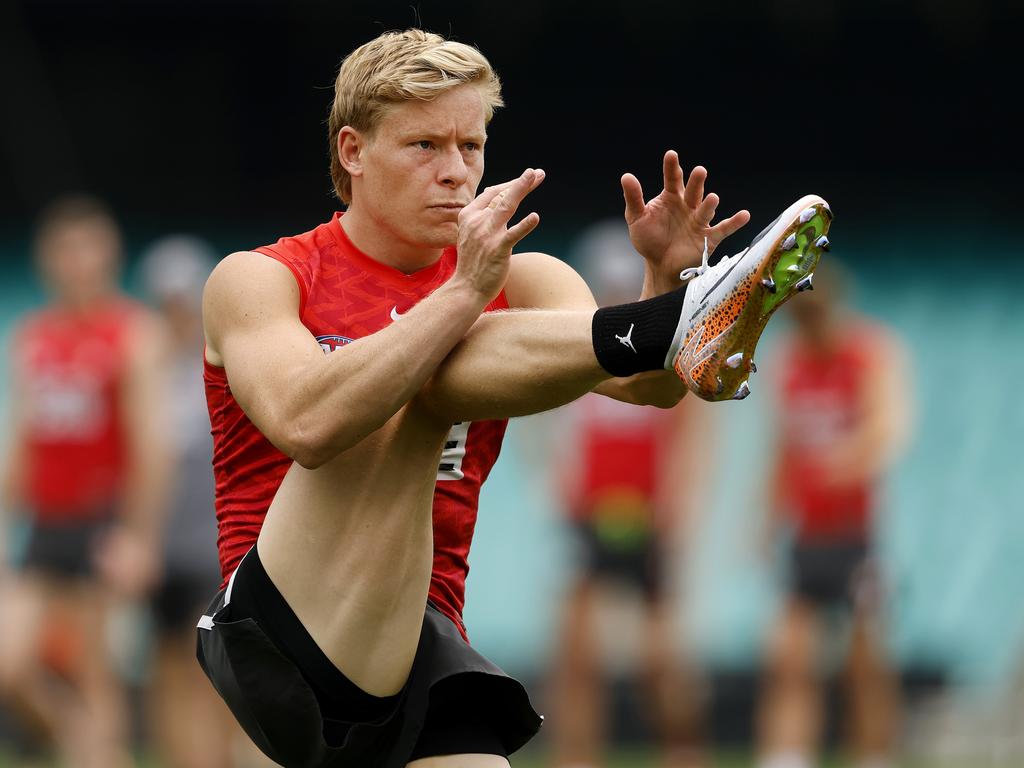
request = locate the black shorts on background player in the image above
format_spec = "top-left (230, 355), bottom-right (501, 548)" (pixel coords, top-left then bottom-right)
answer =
top-left (789, 540), bottom-right (871, 609)
top-left (18, 514), bottom-right (114, 580)
top-left (196, 548), bottom-right (541, 768)
top-left (571, 519), bottom-right (663, 601)
top-left (152, 570), bottom-right (220, 635)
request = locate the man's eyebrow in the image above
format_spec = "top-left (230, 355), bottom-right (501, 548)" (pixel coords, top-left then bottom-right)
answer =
top-left (395, 128), bottom-right (487, 144)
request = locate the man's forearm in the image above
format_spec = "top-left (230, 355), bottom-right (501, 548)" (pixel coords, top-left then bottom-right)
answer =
top-left (417, 309), bottom-right (610, 423)
top-left (118, 437), bottom-right (171, 545)
top-left (278, 280), bottom-right (496, 463)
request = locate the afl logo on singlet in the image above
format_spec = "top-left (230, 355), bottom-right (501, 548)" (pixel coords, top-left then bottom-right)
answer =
top-left (316, 335), bottom-right (354, 354)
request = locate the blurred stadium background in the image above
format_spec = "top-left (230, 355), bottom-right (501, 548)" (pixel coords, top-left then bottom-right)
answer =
top-left (1, 0), bottom-right (1020, 766)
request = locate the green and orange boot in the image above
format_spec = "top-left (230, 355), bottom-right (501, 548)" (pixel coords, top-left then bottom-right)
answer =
top-left (666, 195), bottom-right (832, 400)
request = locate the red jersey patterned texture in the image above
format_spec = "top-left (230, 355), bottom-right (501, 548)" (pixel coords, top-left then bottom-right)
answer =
top-left (205, 213), bottom-right (508, 638)
top-left (12, 299), bottom-right (143, 521)
top-left (777, 323), bottom-right (883, 543)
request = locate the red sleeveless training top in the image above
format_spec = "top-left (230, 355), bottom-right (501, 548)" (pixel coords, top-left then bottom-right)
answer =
top-left (205, 213), bottom-right (508, 637)
top-left (777, 322), bottom-right (881, 542)
top-left (12, 298), bottom-right (142, 520)
top-left (559, 393), bottom-right (673, 523)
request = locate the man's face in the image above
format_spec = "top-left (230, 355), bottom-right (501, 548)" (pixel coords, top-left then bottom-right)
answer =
top-left (788, 287), bottom-right (839, 347)
top-left (37, 219), bottom-right (120, 305)
top-left (351, 84), bottom-right (487, 250)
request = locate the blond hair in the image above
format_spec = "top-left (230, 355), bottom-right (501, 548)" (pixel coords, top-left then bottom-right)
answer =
top-left (328, 29), bottom-right (503, 204)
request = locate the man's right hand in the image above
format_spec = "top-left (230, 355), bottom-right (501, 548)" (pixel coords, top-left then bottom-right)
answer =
top-left (454, 168), bottom-right (544, 301)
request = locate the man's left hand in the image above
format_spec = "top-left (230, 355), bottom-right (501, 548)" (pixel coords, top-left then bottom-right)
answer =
top-left (622, 151), bottom-right (750, 297)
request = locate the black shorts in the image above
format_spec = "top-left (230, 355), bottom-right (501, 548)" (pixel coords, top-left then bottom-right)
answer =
top-left (196, 548), bottom-right (542, 768)
top-left (789, 540), bottom-right (871, 610)
top-left (152, 569), bottom-right (221, 636)
top-left (571, 519), bottom-right (663, 601)
top-left (18, 515), bottom-right (113, 581)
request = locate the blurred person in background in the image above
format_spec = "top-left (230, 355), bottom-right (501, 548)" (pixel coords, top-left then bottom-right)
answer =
top-left (0, 195), bottom-right (170, 767)
top-left (137, 237), bottom-right (237, 768)
top-left (547, 221), bottom-right (710, 768)
top-left (756, 262), bottom-right (912, 768)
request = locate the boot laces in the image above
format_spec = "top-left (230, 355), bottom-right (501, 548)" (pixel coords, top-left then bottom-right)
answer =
top-left (679, 237), bottom-right (710, 282)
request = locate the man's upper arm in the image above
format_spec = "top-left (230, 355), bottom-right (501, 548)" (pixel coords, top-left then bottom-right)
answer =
top-left (503, 251), bottom-right (598, 311)
top-left (203, 251), bottom-right (326, 453)
top-left (122, 311), bottom-right (170, 438)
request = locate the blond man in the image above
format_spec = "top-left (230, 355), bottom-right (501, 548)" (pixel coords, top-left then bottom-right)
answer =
top-left (196, 28), bottom-right (830, 768)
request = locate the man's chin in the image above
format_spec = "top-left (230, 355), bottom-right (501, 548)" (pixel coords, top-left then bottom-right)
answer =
top-left (419, 221), bottom-right (459, 249)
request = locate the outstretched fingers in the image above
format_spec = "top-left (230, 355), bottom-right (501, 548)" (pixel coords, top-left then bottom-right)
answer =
top-left (683, 164), bottom-right (707, 209)
top-left (465, 169), bottom-right (545, 219)
top-left (696, 192), bottom-right (720, 225)
top-left (709, 209), bottom-right (751, 244)
top-left (491, 168), bottom-right (544, 223)
top-left (663, 150), bottom-right (684, 196)
top-left (621, 173), bottom-right (646, 224)
top-left (460, 168), bottom-right (545, 250)
top-left (504, 211), bottom-right (541, 247)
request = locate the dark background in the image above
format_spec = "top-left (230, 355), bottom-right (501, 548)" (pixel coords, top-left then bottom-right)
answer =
top-left (1, 0), bottom-right (1019, 252)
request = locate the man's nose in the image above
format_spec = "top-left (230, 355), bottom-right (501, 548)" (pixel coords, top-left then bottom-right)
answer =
top-left (437, 146), bottom-right (469, 187)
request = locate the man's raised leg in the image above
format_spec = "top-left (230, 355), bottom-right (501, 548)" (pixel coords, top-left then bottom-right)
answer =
top-left (253, 307), bottom-right (623, 696)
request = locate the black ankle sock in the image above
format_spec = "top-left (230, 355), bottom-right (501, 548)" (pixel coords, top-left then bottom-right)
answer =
top-left (591, 284), bottom-right (687, 377)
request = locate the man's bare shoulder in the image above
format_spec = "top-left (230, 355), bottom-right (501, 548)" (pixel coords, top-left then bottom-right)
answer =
top-left (205, 251), bottom-right (300, 309)
top-left (203, 251), bottom-right (302, 364)
top-left (505, 251), bottom-right (596, 310)
top-left (508, 250), bottom-right (573, 274)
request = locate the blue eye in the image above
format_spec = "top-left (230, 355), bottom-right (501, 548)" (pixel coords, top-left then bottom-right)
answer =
top-left (416, 140), bottom-right (432, 150)
top-left (463, 143), bottom-right (479, 152)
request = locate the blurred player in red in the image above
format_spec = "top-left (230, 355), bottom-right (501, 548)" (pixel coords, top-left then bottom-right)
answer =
top-left (756, 263), bottom-right (911, 768)
top-left (0, 196), bottom-right (169, 768)
top-left (548, 222), bottom-right (709, 768)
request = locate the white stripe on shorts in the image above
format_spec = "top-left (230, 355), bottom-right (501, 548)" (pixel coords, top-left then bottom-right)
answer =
top-left (196, 545), bottom-right (253, 631)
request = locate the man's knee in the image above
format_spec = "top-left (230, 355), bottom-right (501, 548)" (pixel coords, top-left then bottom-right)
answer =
top-left (0, 644), bottom-right (37, 694)
top-left (766, 605), bottom-right (819, 681)
top-left (0, 591), bottom-right (47, 693)
top-left (406, 754), bottom-right (511, 768)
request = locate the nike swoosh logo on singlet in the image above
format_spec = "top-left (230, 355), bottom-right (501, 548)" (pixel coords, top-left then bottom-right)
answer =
top-left (390, 306), bottom-right (405, 321)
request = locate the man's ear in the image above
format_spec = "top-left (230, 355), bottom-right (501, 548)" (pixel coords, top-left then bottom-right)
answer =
top-left (338, 126), bottom-right (364, 178)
